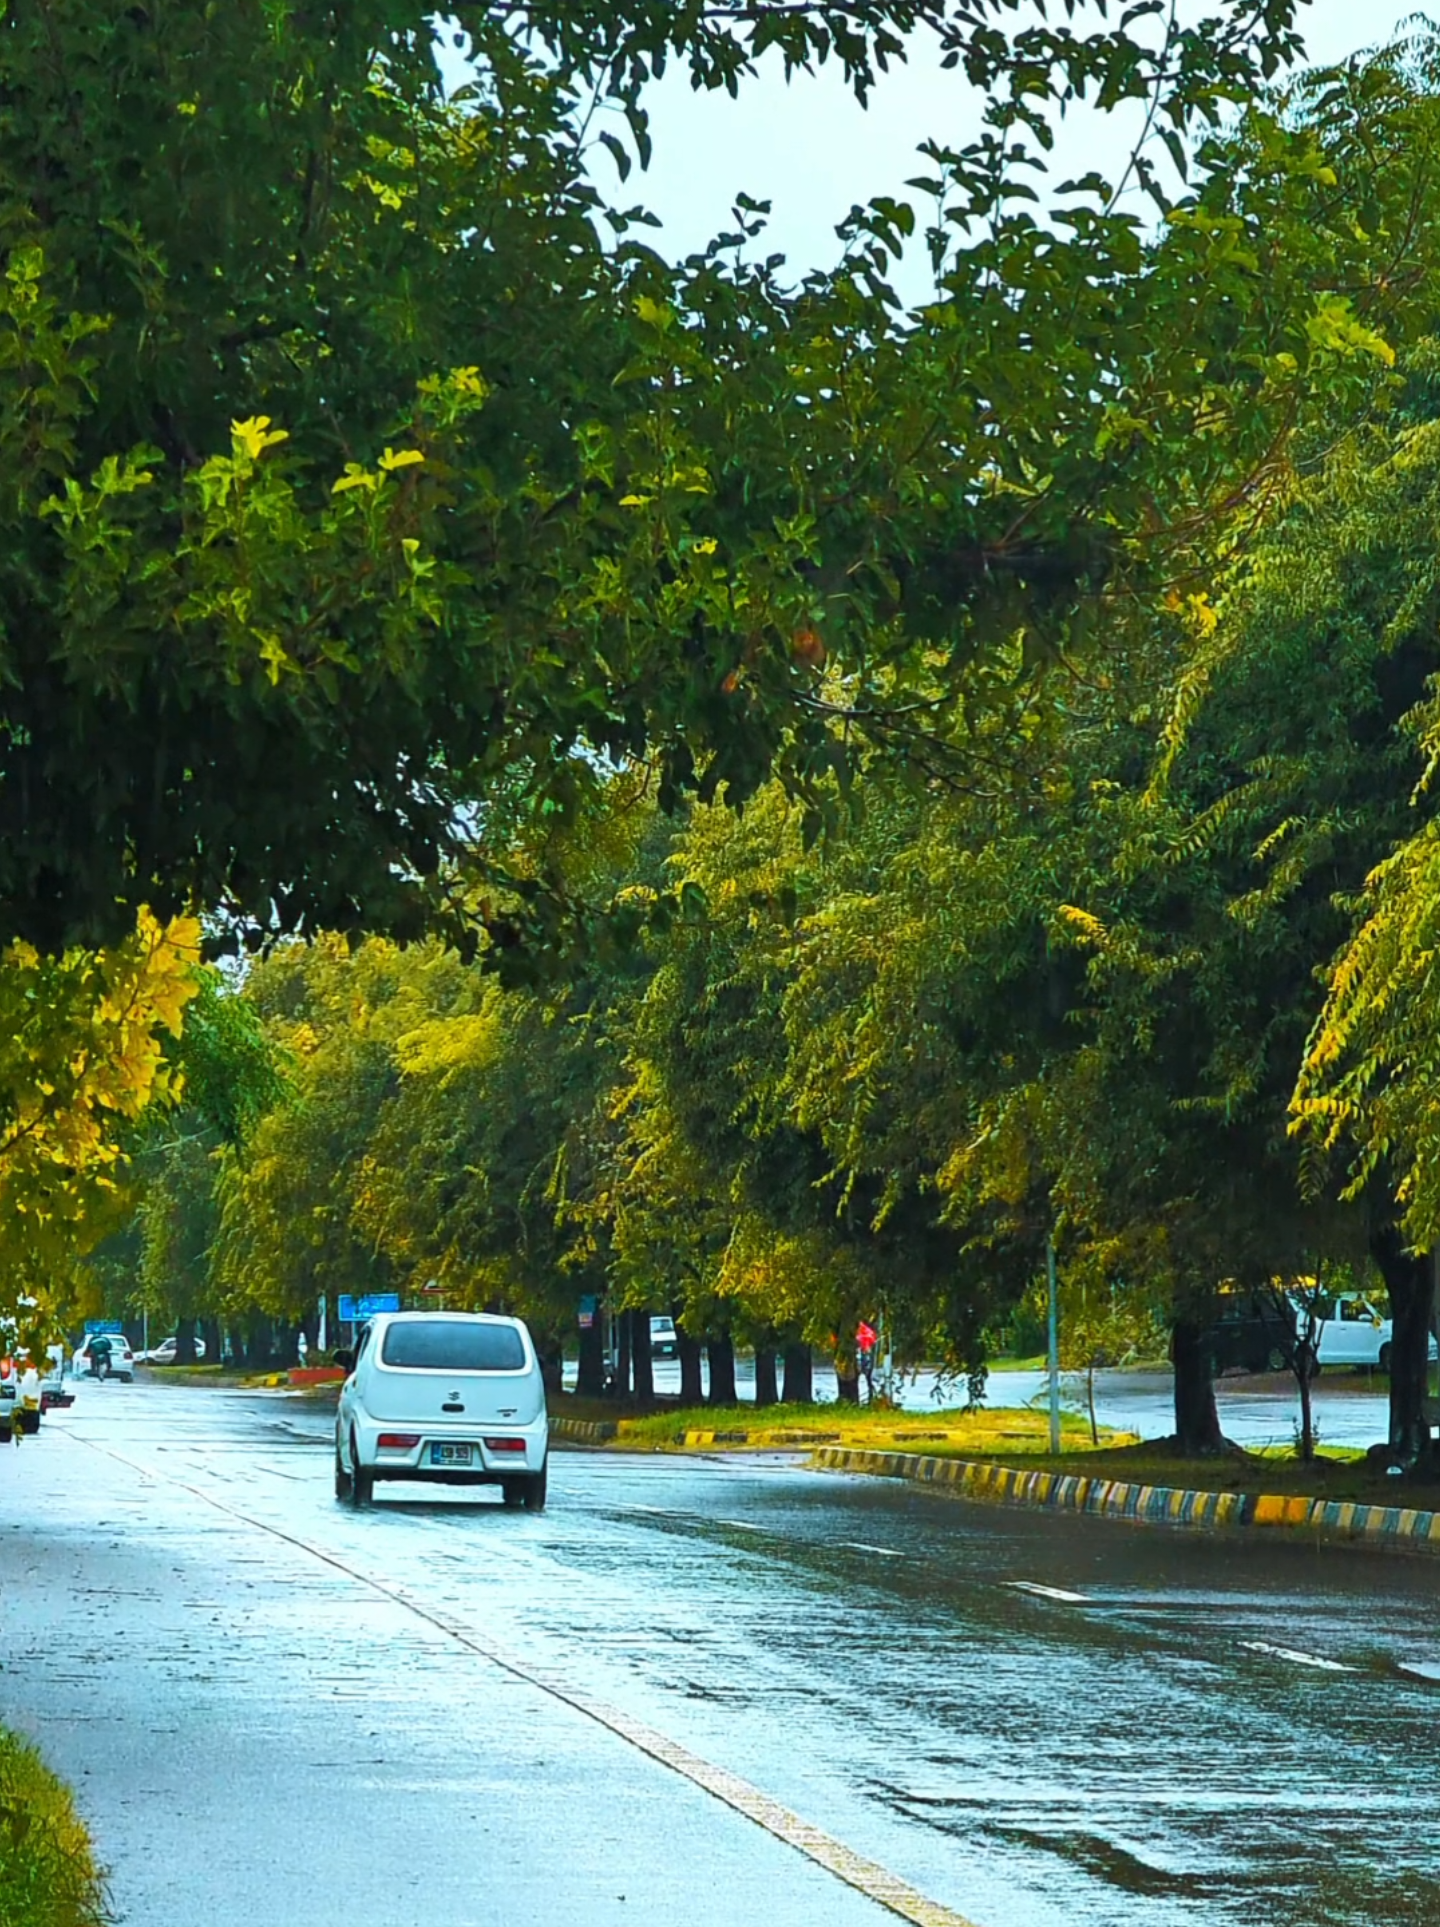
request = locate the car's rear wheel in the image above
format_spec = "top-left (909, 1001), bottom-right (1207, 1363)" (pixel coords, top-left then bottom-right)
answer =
top-left (348, 1433), bottom-right (373, 1508)
top-left (522, 1461), bottom-right (547, 1512)
top-left (1379, 1342), bottom-right (1392, 1376)
top-left (1266, 1346), bottom-right (1286, 1373)
top-left (334, 1442), bottom-right (353, 1501)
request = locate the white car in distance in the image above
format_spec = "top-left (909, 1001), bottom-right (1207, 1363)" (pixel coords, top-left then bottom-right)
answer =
top-left (142, 1335), bottom-right (207, 1365)
top-left (334, 1311), bottom-right (548, 1510)
top-left (1307, 1293), bottom-right (1440, 1375)
top-left (71, 1334), bottom-right (136, 1381)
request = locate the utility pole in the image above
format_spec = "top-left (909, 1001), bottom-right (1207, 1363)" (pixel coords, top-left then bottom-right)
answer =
top-left (1047, 1233), bottom-right (1061, 1456)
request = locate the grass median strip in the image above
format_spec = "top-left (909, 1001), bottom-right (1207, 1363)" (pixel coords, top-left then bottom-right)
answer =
top-left (0, 1727), bottom-right (108, 1927)
top-left (558, 1398), bottom-right (1133, 1456)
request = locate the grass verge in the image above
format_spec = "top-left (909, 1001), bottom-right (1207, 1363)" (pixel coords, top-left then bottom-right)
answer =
top-left (556, 1393), bottom-right (1440, 1503)
top-left (972, 1439), bottom-right (1440, 1505)
top-left (0, 1728), bottom-right (108, 1927)
top-left (562, 1397), bottom-right (1134, 1455)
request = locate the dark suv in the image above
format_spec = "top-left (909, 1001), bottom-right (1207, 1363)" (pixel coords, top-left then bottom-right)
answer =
top-left (1208, 1292), bottom-right (1295, 1376)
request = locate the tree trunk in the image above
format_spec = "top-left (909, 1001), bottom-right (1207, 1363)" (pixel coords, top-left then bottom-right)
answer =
top-left (834, 1352), bottom-right (860, 1405)
top-left (538, 1344), bottom-right (563, 1395)
top-left (677, 1320), bottom-right (704, 1406)
top-left (754, 1344), bottom-right (779, 1407)
top-left (244, 1316), bottom-right (269, 1368)
top-left (1171, 1318), bottom-right (1224, 1455)
top-left (631, 1310), bottom-right (654, 1404)
top-left (707, 1331), bottom-right (737, 1406)
top-left (175, 1317), bottom-right (198, 1366)
top-left (1372, 1230), bottom-right (1436, 1468)
top-left (576, 1317), bottom-right (606, 1397)
top-left (614, 1307), bottom-right (632, 1400)
top-left (1298, 1360), bottom-right (1316, 1462)
top-left (201, 1317), bottom-right (222, 1371)
top-left (782, 1343), bottom-right (813, 1404)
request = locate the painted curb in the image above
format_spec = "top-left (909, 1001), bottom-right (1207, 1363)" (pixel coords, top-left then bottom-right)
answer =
top-left (813, 1446), bottom-right (1440, 1554)
top-left (550, 1415), bottom-right (618, 1444)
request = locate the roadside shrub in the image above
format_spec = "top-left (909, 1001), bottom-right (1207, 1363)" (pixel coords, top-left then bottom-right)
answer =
top-left (0, 1727), bottom-right (108, 1927)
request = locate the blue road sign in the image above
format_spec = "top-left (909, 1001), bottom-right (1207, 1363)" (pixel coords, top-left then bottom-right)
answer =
top-left (338, 1293), bottom-right (400, 1322)
top-left (84, 1319), bottom-right (126, 1335)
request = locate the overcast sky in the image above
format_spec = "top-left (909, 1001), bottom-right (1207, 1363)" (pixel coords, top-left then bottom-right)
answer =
top-left (555, 2), bottom-right (1436, 286)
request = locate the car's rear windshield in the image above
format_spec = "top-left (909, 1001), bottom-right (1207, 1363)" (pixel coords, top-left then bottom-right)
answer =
top-left (380, 1321), bottom-right (526, 1372)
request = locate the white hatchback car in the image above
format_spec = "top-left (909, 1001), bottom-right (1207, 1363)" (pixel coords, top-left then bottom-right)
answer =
top-left (334, 1311), bottom-right (549, 1510)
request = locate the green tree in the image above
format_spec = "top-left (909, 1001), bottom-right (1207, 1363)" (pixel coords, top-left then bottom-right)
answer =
top-left (0, 911), bottom-right (200, 1340)
top-left (0, 0), bottom-right (1414, 966)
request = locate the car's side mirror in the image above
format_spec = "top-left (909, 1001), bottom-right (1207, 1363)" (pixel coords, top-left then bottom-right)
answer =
top-left (331, 1348), bottom-right (354, 1371)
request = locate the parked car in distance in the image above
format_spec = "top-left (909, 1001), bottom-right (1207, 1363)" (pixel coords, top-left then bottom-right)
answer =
top-left (334, 1311), bottom-right (548, 1510)
top-left (0, 1367), bottom-right (41, 1432)
top-left (1208, 1291), bottom-right (1295, 1377)
top-left (141, 1335), bottom-right (207, 1365)
top-left (649, 1315), bottom-right (679, 1359)
top-left (71, 1334), bottom-right (136, 1382)
top-left (1305, 1294), bottom-right (1439, 1375)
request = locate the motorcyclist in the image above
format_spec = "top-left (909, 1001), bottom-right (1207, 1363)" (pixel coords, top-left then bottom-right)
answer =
top-left (89, 1332), bottom-right (113, 1380)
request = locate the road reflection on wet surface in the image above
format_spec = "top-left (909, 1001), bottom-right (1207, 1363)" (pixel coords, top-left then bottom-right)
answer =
top-left (7, 1383), bottom-right (1439, 1927)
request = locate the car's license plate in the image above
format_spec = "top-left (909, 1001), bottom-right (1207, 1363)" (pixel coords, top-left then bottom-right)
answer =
top-left (430, 1442), bottom-right (473, 1466)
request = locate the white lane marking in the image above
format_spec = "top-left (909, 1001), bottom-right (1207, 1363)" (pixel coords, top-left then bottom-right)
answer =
top-left (1006, 1581), bottom-right (1090, 1604)
top-left (840, 1542), bottom-right (908, 1559)
top-left (1240, 1640), bottom-right (1354, 1672)
top-left (718, 1519), bottom-right (765, 1532)
top-left (66, 1431), bottom-right (984, 1927)
top-left (1396, 1660), bottom-right (1440, 1684)
top-left (616, 1503), bottom-right (676, 1515)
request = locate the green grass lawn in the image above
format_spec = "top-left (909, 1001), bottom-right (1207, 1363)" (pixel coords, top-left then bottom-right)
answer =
top-left (0, 1728), bottom-right (108, 1927)
top-left (982, 1438), bottom-right (1440, 1504)
top-left (563, 1396), bottom-right (1132, 1455)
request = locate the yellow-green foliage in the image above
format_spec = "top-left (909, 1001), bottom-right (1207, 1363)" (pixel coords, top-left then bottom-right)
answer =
top-left (0, 1728), bottom-right (107, 1927)
top-left (0, 912), bottom-right (201, 1336)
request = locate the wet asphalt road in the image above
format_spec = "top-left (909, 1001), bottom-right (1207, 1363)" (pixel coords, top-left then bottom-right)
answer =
top-left (3, 1383), bottom-right (1439, 1927)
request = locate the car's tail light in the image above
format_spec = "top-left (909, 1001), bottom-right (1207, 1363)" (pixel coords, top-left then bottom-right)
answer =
top-left (377, 1433), bottom-right (421, 1450)
top-left (484, 1436), bottom-right (526, 1453)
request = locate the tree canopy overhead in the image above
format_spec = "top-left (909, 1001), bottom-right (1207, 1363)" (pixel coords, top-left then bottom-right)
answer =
top-left (0, 0), bottom-right (1412, 962)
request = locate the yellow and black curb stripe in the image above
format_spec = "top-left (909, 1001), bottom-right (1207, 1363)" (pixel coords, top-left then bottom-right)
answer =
top-left (813, 1446), bottom-right (1440, 1553)
top-left (550, 1415), bottom-right (619, 1444)
top-left (551, 1418), bottom-right (756, 1448)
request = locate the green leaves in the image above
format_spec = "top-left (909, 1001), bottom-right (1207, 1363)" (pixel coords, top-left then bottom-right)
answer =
top-left (0, 0), bottom-right (1396, 964)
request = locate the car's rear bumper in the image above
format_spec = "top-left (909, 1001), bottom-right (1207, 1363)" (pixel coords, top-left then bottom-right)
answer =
top-left (354, 1412), bottom-right (548, 1479)
top-left (370, 1465), bottom-right (541, 1486)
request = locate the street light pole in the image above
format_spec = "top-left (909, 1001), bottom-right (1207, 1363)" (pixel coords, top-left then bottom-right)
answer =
top-left (1047, 1233), bottom-right (1060, 1456)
